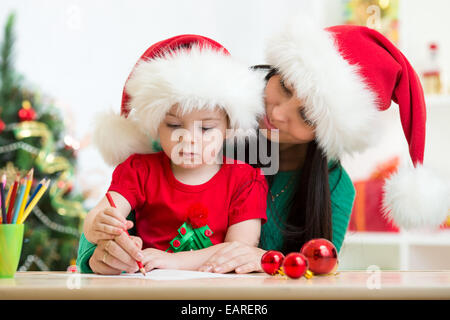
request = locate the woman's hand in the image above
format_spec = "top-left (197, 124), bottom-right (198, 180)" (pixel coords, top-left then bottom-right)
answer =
top-left (89, 233), bottom-right (144, 275)
top-left (198, 241), bottom-right (266, 274)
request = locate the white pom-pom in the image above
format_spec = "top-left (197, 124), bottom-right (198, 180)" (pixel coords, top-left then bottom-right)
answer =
top-left (383, 164), bottom-right (450, 229)
top-left (92, 110), bottom-right (154, 166)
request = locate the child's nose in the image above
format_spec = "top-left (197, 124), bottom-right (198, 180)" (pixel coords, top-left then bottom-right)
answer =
top-left (179, 126), bottom-right (202, 144)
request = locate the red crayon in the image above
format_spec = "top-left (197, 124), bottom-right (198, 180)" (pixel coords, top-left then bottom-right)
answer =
top-left (106, 192), bottom-right (146, 276)
top-left (6, 174), bottom-right (20, 224)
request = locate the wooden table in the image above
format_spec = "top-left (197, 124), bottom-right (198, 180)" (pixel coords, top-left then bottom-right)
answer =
top-left (1, 271), bottom-right (450, 300)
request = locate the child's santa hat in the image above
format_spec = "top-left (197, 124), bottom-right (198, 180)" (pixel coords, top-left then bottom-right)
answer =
top-left (93, 34), bottom-right (265, 166)
top-left (266, 18), bottom-right (449, 229)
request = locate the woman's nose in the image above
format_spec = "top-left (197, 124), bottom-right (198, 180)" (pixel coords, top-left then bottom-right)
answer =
top-left (270, 104), bottom-right (287, 123)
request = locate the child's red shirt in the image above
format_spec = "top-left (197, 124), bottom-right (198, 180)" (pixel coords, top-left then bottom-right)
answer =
top-left (108, 152), bottom-right (268, 251)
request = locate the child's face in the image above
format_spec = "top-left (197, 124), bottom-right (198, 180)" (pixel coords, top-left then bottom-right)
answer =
top-left (158, 105), bottom-right (229, 168)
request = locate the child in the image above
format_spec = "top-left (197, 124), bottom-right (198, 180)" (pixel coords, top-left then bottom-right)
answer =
top-left (79, 35), bottom-right (268, 274)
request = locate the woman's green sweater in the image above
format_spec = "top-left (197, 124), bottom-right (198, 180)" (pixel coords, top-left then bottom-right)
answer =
top-left (260, 164), bottom-right (355, 253)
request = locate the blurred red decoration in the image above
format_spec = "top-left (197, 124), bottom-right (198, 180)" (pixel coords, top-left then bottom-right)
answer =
top-left (67, 264), bottom-right (78, 273)
top-left (301, 238), bottom-right (338, 275)
top-left (261, 250), bottom-right (284, 275)
top-left (349, 157), bottom-right (400, 232)
top-left (18, 100), bottom-right (37, 121)
top-left (282, 253), bottom-right (309, 279)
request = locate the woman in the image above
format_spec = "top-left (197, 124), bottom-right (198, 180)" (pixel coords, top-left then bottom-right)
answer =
top-left (79, 19), bottom-right (447, 274)
top-left (198, 19), bottom-right (448, 274)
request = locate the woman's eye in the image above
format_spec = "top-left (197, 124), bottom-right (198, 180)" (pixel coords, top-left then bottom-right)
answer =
top-left (280, 79), bottom-right (292, 96)
top-left (202, 127), bottom-right (213, 131)
top-left (298, 108), bottom-right (313, 127)
top-left (166, 123), bottom-right (181, 129)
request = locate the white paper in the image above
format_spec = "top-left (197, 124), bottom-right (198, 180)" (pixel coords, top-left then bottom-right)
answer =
top-left (59, 269), bottom-right (263, 280)
top-left (114, 269), bottom-right (262, 280)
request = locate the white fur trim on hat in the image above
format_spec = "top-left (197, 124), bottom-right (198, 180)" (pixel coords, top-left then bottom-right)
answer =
top-left (383, 164), bottom-right (450, 229)
top-left (125, 45), bottom-right (265, 141)
top-left (265, 18), bottom-right (379, 160)
top-left (92, 110), bottom-right (154, 166)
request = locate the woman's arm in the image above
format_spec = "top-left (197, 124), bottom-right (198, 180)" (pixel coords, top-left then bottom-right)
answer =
top-left (141, 219), bottom-right (262, 272)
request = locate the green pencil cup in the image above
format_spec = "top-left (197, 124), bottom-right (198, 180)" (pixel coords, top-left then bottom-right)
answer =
top-left (0, 224), bottom-right (24, 278)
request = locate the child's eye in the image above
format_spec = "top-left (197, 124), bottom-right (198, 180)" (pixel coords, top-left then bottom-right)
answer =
top-left (166, 123), bottom-right (181, 129)
top-left (202, 127), bottom-right (213, 131)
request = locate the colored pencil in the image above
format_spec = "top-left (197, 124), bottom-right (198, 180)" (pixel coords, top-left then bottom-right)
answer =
top-left (6, 174), bottom-right (20, 224)
top-left (25, 178), bottom-right (44, 209)
top-left (0, 174), bottom-right (6, 223)
top-left (17, 169), bottom-right (33, 225)
top-left (105, 192), bottom-right (146, 276)
top-left (19, 179), bottom-right (50, 224)
top-left (5, 181), bottom-right (12, 208)
top-left (12, 179), bottom-right (26, 224)
top-left (0, 182), bottom-right (5, 224)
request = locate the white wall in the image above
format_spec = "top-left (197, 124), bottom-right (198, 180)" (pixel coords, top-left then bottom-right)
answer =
top-left (1, 0), bottom-right (449, 206)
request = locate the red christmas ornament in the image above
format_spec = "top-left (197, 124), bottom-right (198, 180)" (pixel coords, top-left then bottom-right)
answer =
top-left (301, 238), bottom-right (338, 275)
top-left (0, 118), bottom-right (5, 133)
top-left (261, 250), bottom-right (285, 275)
top-left (186, 202), bottom-right (209, 228)
top-left (67, 265), bottom-right (78, 273)
top-left (18, 100), bottom-right (36, 121)
top-left (282, 253), bottom-right (309, 279)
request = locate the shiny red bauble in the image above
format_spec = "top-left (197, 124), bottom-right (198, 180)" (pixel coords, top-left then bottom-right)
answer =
top-left (261, 250), bottom-right (285, 275)
top-left (300, 238), bottom-right (338, 275)
top-left (282, 253), bottom-right (309, 279)
top-left (18, 107), bottom-right (36, 121)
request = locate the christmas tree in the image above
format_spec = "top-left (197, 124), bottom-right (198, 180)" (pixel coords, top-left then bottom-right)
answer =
top-left (0, 13), bottom-right (86, 271)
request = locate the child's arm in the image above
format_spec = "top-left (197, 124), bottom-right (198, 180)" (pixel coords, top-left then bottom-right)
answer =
top-left (83, 191), bottom-right (133, 244)
top-left (141, 218), bottom-right (261, 272)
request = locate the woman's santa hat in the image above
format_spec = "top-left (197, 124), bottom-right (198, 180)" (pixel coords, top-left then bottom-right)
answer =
top-left (93, 34), bottom-right (265, 167)
top-left (266, 18), bottom-right (449, 229)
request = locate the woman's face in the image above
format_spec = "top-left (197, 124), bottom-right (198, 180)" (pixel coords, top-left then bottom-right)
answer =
top-left (259, 74), bottom-right (315, 146)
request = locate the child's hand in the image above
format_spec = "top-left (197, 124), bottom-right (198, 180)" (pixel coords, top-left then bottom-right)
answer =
top-left (84, 207), bottom-right (132, 244)
top-left (141, 248), bottom-right (177, 272)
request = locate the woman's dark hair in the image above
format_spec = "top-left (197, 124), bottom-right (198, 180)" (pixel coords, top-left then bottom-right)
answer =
top-left (245, 65), bottom-right (341, 254)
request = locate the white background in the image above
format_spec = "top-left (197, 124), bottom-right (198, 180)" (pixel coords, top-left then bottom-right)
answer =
top-left (0, 0), bottom-right (449, 207)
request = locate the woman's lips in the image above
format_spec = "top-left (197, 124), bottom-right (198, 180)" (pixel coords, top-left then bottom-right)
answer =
top-left (263, 115), bottom-right (278, 130)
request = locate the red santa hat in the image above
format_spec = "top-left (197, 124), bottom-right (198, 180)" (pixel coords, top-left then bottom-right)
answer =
top-left (93, 34), bottom-right (265, 166)
top-left (266, 18), bottom-right (449, 229)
